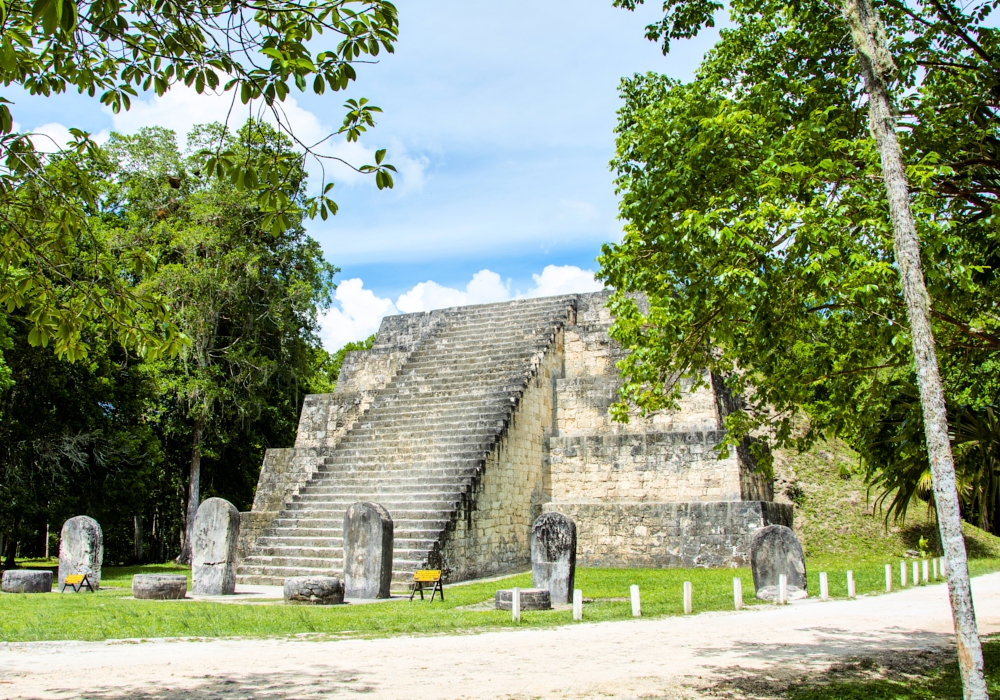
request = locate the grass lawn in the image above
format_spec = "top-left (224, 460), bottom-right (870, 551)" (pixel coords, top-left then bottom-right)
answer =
top-left (2, 558), bottom-right (998, 643)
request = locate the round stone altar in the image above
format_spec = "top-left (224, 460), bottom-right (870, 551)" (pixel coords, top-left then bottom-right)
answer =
top-left (495, 588), bottom-right (551, 611)
top-left (283, 576), bottom-right (345, 605)
top-left (132, 574), bottom-right (188, 600)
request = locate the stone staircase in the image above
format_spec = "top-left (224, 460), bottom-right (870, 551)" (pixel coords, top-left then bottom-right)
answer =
top-left (236, 295), bottom-right (576, 586)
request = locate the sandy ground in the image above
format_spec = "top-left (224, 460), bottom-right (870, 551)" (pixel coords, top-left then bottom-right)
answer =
top-left (3, 574), bottom-right (999, 700)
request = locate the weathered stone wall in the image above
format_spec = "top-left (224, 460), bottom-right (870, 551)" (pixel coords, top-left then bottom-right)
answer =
top-left (543, 501), bottom-right (792, 568)
top-left (434, 330), bottom-right (563, 581)
top-left (548, 431), bottom-right (742, 503)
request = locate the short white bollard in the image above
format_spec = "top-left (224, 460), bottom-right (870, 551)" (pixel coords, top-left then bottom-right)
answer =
top-left (900, 560), bottom-right (907, 587)
top-left (913, 561), bottom-right (919, 586)
top-left (733, 577), bottom-right (743, 610)
top-left (942, 556), bottom-right (948, 576)
top-left (922, 559), bottom-right (929, 583)
top-left (885, 564), bottom-right (892, 592)
top-left (630, 584), bottom-right (641, 617)
top-left (819, 571), bottom-right (829, 601)
top-left (512, 587), bottom-right (521, 622)
top-left (847, 570), bottom-right (856, 599)
top-left (933, 558), bottom-right (939, 580)
top-left (573, 589), bottom-right (583, 621)
top-left (778, 574), bottom-right (788, 605)
top-left (683, 581), bottom-right (693, 614)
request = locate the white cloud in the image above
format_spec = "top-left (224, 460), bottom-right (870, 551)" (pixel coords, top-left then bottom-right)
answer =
top-left (522, 264), bottom-right (604, 298)
top-left (396, 269), bottom-right (510, 313)
top-left (100, 84), bottom-right (428, 194)
top-left (318, 278), bottom-right (398, 351)
top-left (318, 266), bottom-right (604, 351)
top-left (28, 122), bottom-right (110, 153)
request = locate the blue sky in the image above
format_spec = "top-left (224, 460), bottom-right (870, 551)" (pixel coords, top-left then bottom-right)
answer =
top-left (12, 0), bottom-right (721, 349)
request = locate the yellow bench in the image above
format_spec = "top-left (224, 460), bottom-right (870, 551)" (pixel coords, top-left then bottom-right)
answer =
top-left (60, 573), bottom-right (95, 593)
top-left (409, 569), bottom-right (444, 602)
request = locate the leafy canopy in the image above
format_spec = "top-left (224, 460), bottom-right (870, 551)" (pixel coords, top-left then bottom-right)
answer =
top-left (601, 0), bottom-right (1000, 458)
top-left (0, 0), bottom-right (397, 359)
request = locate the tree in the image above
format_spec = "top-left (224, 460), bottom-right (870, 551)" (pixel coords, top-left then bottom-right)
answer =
top-left (0, 0), bottom-right (398, 362)
top-left (100, 122), bottom-right (335, 563)
top-left (606, 0), bottom-right (996, 694)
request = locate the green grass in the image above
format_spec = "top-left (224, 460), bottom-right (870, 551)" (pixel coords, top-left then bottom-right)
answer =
top-left (776, 440), bottom-right (1000, 562)
top-left (3, 560), bottom-right (999, 643)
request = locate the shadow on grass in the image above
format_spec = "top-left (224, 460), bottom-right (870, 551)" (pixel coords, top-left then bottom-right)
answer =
top-left (703, 636), bottom-right (1000, 699)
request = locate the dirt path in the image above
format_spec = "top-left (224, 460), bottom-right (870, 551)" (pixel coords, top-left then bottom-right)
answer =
top-left (3, 573), bottom-right (999, 700)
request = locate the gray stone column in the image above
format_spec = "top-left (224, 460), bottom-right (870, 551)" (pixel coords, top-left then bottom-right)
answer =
top-left (192, 497), bottom-right (241, 595)
top-left (531, 512), bottom-right (577, 604)
top-left (58, 516), bottom-right (103, 589)
top-left (343, 502), bottom-right (393, 598)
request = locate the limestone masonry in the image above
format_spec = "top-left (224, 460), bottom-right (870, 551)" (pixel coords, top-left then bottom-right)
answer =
top-left (236, 291), bottom-right (791, 586)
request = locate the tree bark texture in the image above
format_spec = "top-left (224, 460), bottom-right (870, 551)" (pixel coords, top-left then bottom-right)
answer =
top-left (843, 1), bottom-right (987, 697)
top-left (176, 418), bottom-right (205, 565)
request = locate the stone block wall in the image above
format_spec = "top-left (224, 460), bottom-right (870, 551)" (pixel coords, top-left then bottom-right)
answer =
top-left (548, 430), bottom-right (742, 503)
top-left (434, 330), bottom-right (563, 581)
top-left (543, 501), bottom-right (792, 568)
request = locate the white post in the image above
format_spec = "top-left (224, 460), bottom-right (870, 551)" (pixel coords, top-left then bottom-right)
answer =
top-left (819, 571), bottom-right (829, 601)
top-left (900, 560), bottom-right (907, 587)
top-left (847, 570), bottom-right (856, 599)
top-left (733, 577), bottom-right (743, 610)
top-left (941, 556), bottom-right (947, 576)
top-left (885, 564), bottom-right (892, 592)
top-left (512, 587), bottom-right (521, 623)
top-left (778, 574), bottom-right (788, 605)
top-left (933, 558), bottom-right (939, 580)
top-left (44, 523), bottom-right (49, 560)
top-left (913, 560), bottom-right (919, 586)
top-left (923, 559), bottom-right (929, 583)
top-left (630, 584), bottom-right (641, 617)
top-left (573, 589), bottom-right (583, 621)
top-left (683, 581), bottom-right (693, 614)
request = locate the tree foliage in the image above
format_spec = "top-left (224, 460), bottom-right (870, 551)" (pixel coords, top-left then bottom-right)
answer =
top-left (0, 0), bottom-right (397, 360)
top-left (601, 0), bottom-right (1000, 460)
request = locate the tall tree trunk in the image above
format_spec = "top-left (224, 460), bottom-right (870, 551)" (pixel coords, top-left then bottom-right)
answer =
top-left (134, 514), bottom-right (143, 563)
top-left (844, 1), bottom-right (987, 697)
top-left (3, 515), bottom-right (19, 569)
top-left (175, 418), bottom-right (205, 565)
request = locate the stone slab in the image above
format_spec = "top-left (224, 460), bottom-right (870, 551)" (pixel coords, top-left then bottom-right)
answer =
top-left (58, 516), bottom-right (103, 589)
top-left (343, 502), bottom-right (393, 599)
top-left (495, 588), bottom-right (551, 611)
top-left (192, 497), bottom-right (240, 596)
top-left (2, 570), bottom-right (52, 593)
top-left (133, 574), bottom-right (188, 600)
top-left (751, 524), bottom-right (807, 600)
top-left (531, 512), bottom-right (576, 604)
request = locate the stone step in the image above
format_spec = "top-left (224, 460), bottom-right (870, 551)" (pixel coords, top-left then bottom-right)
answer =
top-left (238, 555), bottom-right (425, 571)
top-left (283, 499), bottom-right (458, 512)
top-left (292, 491), bottom-right (461, 504)
top-left (269, 517), bottom-right (450, 530)
top-left (297, 483), bottom-right (468, 495)
top-left (263, 526), bottom-right (443, 540)
top-left (255, 536), bottom-right (438, 549)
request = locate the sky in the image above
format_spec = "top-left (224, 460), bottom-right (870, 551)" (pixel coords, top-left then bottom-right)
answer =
top-left (10, 0), bottom-right (722, 351)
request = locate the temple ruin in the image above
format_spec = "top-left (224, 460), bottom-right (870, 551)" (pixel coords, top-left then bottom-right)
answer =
top-left (236, 291), bottom-right (791, 586)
